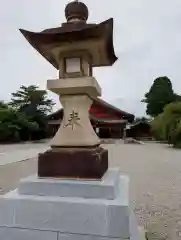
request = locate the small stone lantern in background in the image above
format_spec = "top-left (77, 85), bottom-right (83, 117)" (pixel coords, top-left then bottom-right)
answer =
top-left (20, 0), bottom-right (118, 179)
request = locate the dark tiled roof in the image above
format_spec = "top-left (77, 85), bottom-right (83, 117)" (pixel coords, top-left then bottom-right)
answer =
top-left (90, 114), bottom-right (127, 124)
top-left (93, 97), bottom-right (135, 121)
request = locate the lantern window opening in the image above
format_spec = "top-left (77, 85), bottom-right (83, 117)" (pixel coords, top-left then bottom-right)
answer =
top-left (62, 56), bottom-right (84, 78)
top-left (65, 57), bottom-right (81, 73)
top-left (58, 51), bottom-right (93, 78)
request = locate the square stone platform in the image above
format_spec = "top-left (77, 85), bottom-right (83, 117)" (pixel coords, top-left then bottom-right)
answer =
top-left (0, 168), bottom-right (141, 240)
top-left (19, 168), bottom-right (120, 199)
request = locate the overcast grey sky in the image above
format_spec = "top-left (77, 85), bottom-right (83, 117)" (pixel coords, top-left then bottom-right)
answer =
top-left (1, 0), bottom-right (181, 116)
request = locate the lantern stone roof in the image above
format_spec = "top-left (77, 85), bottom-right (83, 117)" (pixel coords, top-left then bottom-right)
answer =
top-left (19, 1), bottom-right (118, 69)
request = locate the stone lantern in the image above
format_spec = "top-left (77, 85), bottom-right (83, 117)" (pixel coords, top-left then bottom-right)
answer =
top-left (0, 1), bottom-right (143, 239)
top-left (20, 0), bottom-right (118, 179)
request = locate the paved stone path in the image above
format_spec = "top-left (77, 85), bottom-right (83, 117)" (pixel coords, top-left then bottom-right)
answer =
top-left (0, 142), bottom-right (49, 166)
top-left (0, 158), bottom-right (37, 195)
top-left (0, 142), bottom-right (181, 239)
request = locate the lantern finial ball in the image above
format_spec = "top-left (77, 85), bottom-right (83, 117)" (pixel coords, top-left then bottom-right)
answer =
top-left (65, 0), bottom-right (89, 22)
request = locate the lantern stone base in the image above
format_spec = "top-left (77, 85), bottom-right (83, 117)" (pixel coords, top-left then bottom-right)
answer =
top-left (0, 169), bottom-right (142, 240)
top-left (38, 147), bottom-right (108, 179)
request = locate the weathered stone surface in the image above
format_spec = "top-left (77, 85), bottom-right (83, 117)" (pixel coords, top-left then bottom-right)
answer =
top-left (0, 197), bottom-right (15, 226)
top-left (0, 175), bottom-right (130, 239)
top-left (0, 227), bottom-right (58, 240)
top-left (38, 147), bottom-right (108, 179)
top-left (51, 95), bottom-right (100, 148)
top-left (18, 168), bottom-right (120, 200)
top-left (57, 233), bottom-right (126, 240)
top-left (47, 76), bottom-right (101, 97)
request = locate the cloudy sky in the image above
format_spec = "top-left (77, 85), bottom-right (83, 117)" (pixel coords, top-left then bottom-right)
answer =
top-left (1, 0), bottom-right (181, 116)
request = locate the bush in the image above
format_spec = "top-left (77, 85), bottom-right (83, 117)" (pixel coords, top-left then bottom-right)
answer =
top-left (0, 108), bottom-right (39, 142)
top-left (152, 102), bottom-right (181, 147)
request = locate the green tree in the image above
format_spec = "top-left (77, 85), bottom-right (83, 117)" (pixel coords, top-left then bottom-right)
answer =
top-left (9, 85), bottom-right (54, 115)
top-left (0, 101), bottom-right (8, 109)
top-left (9, 85), bottom-right (55, 140)
top-left (134, 117), bottom-right (151, 124)
top-left (152, 102), bottom-right (181, 147)
top-left (142, 77), bottom-right (177, 117)
top-left (0, 108), bottom-right (38, 142)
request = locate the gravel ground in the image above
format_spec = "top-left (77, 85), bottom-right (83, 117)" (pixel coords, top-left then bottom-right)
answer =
top-left (0, 142), bottom-right (181, 239)
top-left (106, 143), bottom-right (181, 240)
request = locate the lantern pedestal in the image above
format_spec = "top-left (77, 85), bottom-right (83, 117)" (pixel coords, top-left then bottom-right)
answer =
top-left (0, 169), bottom-right (142, 240)
top-left (41, 76), bottom-right (109, 179)
top-left (38, 147), bottom-right (108, 179)
top-left (47, 77), bottom-right (101, 148)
